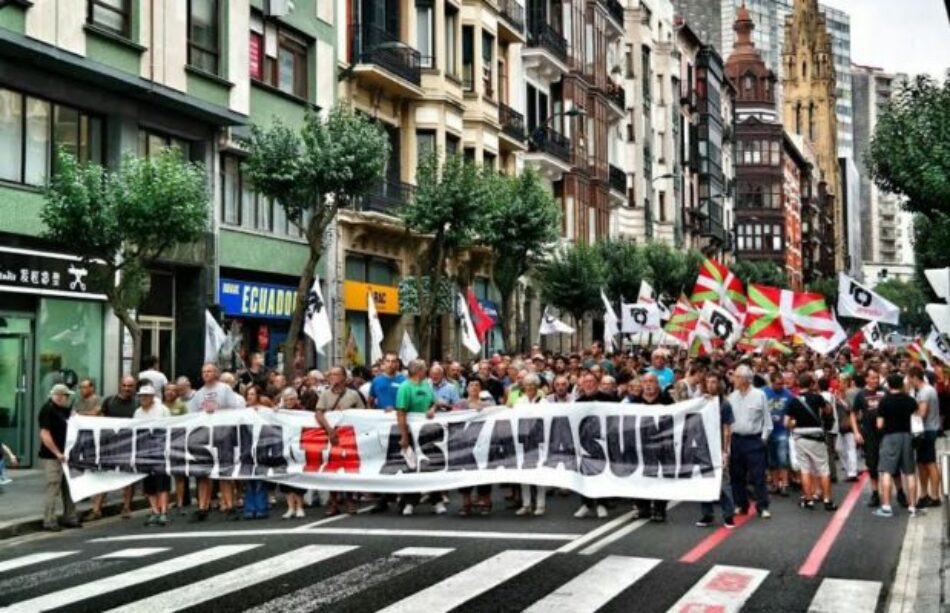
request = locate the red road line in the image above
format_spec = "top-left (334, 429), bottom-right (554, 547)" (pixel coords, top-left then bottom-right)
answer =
top-left (798, 472), bottom-right (869, 577)
top-left (679, 503), bottom-right (756, 564)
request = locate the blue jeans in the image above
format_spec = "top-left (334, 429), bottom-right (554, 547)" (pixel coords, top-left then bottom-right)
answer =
top-left (243, 481), bottom-right (269, 518)
top-left (731, 435), bottom-right (770, 511)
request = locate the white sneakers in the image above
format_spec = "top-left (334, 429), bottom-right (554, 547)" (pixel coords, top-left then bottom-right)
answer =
top-left (516, 506), bottom-right (532, 516)
top-left (402, 504), bottom-right (415, 516)
top-left (534, 507), bottom-right (546, 517)
top-left (434, 502), bottom-right (448, 515)
top-left (596, 505), bottom-right (608, 519)
top-left (281, 509), bottom-right (294, 519)
top-left (295, 508), bottom-right (306, 519)
top-left (574, 505), bottom-right (591, 519)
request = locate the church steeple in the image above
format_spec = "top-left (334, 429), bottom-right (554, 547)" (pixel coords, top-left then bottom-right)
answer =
top-left (724, 2), bottom-right (776, 120)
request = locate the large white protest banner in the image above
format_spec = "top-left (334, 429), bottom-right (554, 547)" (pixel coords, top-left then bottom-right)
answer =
top-left (64, 399), bottom-right (722, 502)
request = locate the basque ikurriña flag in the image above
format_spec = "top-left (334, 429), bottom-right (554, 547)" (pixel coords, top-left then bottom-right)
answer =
top-left (663, 294), bottom-right (699, 348)
top-left (744, 284), bottom-right (837, 340)
top-left (689, 258), bottom-right (747, 320)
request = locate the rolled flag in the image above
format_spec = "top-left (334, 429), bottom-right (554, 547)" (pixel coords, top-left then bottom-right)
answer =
top-left (621, 302), bottom-right (662, 334)
top-left (204, 310), bottom-right (227, 362)
top-left (539, 307), bottom-right (575, 336)
top-left (924, 329), bottom-right (950, 365)
top-left (398, 329), bottom-right (419, 365)
top-left (457, 292), bottom-right (482, 355)
top-left (601, 290), bottom-right (620, 351)
top-left (836, 273), bottom-right (900, 325)
top-left (303, 275), bottom-right (332, 355)
top-left (367, 290), bottom-right (384, 366)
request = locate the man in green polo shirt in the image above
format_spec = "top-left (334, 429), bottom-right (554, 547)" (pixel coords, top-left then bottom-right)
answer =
top-left (396, 359), bottom-right (440, 516)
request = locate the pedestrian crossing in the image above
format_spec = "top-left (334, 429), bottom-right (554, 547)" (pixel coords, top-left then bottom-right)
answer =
top-left (0, 542), bottom-right (886, 612)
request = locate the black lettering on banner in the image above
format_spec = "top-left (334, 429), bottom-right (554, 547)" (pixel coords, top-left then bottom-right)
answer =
top-left (99, 428), bottom-right (134, 472)
top-left (212, 425), bottom-right (239, 478)
top-left (255, 425), bottom-right (288, 476)
top-left (639, 415), bottom-right (677, 478)
top-left (606, 416), bottom-right (640, 477)
top-left (578, 415), bottom-right (607, 476)
top-left (447, 421), bottom-right (484, 471)
top-left (418, 423), bottom-right (446, 472)
top-left (518, 418), bottom-right (544, 469)
top-left (186, 426), bottom-right (213, 477)
top-left (67, 429), bottom-right (97, 478)
top-left (134, 428), bottom-right (168, 475)
top-left (238, 424), bottom-right (256, 477)
top-left (486, 419), bottom-right (517, 470)
top-left (380, 425), bottom-right (414, 475)
top-left (544, 416), bottom-right (578, 472)
top-left (168, 428), bottom-right (188, 476)
top-left (678, 412), bottom-right (715, 478)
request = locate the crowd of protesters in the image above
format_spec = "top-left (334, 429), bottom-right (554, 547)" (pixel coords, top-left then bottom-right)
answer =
top-left (26, 340), bottom-right (950, 531)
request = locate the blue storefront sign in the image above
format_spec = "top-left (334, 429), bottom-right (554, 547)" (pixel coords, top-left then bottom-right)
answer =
top-left (219, 278), bottom-right (298, 320)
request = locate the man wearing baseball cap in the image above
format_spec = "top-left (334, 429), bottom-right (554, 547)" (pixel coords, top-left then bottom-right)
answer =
top-left (39, 384), bottom-right (80, 531)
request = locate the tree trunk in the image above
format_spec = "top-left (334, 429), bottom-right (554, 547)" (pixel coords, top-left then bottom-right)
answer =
top-left (417, 238), bottom-right (445, 362)
top-left (499, 287), bottom-right (515, 353)
top-left (114, 306), bottom-right (142, 377)
top-left (284, 233), bottom-right (324, 378)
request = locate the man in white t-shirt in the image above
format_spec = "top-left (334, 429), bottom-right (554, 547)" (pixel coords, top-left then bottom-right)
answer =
top-left (138, 356), bottom-right (168, 397)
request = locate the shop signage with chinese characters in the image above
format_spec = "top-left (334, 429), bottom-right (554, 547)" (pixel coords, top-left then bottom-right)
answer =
top-left (219, 278), bottom-right (298, 320)
top-left (343, 281), bottom-right (399, 315)
top-left (0, 247), bottom-right (107, 300)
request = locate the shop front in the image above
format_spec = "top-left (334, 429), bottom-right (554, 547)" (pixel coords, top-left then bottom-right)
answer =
top-left (0, 245), bottom-right (108, 466)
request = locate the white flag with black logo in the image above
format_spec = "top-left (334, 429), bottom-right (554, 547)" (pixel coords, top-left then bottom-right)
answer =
top-left (862, 321), bottom-right (886, 350)
top-left (539, 307), bottom-right (575, 336)
top-left (457, 292), bottom-right (482, 355)
top-left (836, 273), bottom-right (900, 325)
top-left (638, 281), bottom-right (671, 321)
top-left (204, 310), bottom-right (227, 362)
top-left (925, 329), bottom-right (950, 365)
top-left (621, 302), bottom-right (662, 334)
top-left (925, 268), bottom-right (950, 334)
top-left (696, 302), bottom-right (743, 350)
top-left (367, 290), bottom-right (384, 365)
top-left (303, 275), bottom-right (332, 355)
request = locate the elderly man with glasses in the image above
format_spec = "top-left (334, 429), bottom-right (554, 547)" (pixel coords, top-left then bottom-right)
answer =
top-left (727, 364), bottom-right (773, 519)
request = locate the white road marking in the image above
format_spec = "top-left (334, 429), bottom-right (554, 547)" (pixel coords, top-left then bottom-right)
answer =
top-left (106, 544), bottom-right (356, 613)
top-left (1, 544), bottom-right (257, 613)
top-left (377, 549), bottom-right (554, 613)
top-left (886, 506), bottom-right (931, 613)
top-left (242, 547), bottom-right (453, 613)
top-left (0, 551), bottom-right (78, 573)
top-left (524, 555), bottom-right (661, 612)
top-left (579, 502), bottom-right (681, 556)
top-left (0, 560), bottom-right (121, 595)
top-left (666, 564), bottom-right (769, 613)
top-left (293, 503), bottom-right (377, 530)
top-left (89, 527), bottom-right (580, 542)
top-left (556, 510), bottom-right (638, 553)
top-left (809, 578), bottom-right (882, 612)
top-left (96, 548), bottom-right (169, 559)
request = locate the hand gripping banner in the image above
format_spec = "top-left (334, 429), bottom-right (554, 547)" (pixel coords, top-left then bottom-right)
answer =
top-left (64, 399), bottom-right (722, 502)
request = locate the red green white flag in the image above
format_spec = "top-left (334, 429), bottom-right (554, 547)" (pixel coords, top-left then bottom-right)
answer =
top-left (744, 284), bottom-right (837, 340)
top-left (689, 258), bottom-right (747, 320)
top-left (663, 294), bottom-right (699, 348)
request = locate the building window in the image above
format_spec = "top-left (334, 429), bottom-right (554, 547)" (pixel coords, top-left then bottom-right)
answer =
top-left (416, 129), bottom-right (436, 169)
top-left (250, 18), bottom-right (310, 100)
top-left (446, 133), bottom-right (459, 155)
top-left (445, 8), bottom-right (458, 77)
top-left (416, 0), bottom-right (434, 69)
top-left (462, 26), bottom-right (474, 91)
top-left (481, 32), bottom-right (494, 99)
top-left (484, 151), bottom-right (496, 170)
top-left (0, 87), bottom-right (103, 187)
top-left (221, 154), bottom-right (283, 234)
top-left (88, 0), bottom-right (130, 38)
top-left (138, 129), bottom-right (190, 160)
top-left (188, 0), bottom-right (219, 74)
top-left (277, 34), bottom-right (308, 98)
top-left (658, 191), bottom-right (666, 222)
top-left (249, 30), bottom-right (264, 80)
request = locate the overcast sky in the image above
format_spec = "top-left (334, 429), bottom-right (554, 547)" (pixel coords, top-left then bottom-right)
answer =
top-left (821, 0), bottom-right (949, 78)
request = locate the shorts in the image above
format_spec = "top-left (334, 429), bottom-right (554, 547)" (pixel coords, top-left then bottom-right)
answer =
top-left (879, 432), bottom-right (915, 476)
top-left (794, 437), bottom-right (830, 477)
top-left (916, 431), bottom-right (938, 464)
top-left (861, 428), bottom-right (880, 476)
top-left (143, 474), bottom-right (171, 495)
top-left (767, 435), bottom-right (791, 469)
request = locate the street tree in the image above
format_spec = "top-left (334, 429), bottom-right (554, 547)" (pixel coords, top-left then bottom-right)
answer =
top-left (733, 260), bottom-right (788, 288)
top-left (42, 148), bottom-right (208, 372)
top-left (536, 242), bottom-right (605, 333)
top-left (640, 241), bottom-right (697, 298)
top-left (243, 105), bottom-right (389, 375)
top-left (483, 169), bottom-right (561, 351)
top-left (874, 277), bottom-right (930, 333)
top-left (400, 151), bottom-right (488, 359)
top-left (595, 239), bottom-right (650, 305)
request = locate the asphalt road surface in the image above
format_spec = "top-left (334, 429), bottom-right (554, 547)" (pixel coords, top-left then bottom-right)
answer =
top-left (0, 476), bottom-right (912, 612)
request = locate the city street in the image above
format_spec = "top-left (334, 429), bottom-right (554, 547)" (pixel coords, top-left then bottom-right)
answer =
top-left (0, 476), bottom-right (925, 612)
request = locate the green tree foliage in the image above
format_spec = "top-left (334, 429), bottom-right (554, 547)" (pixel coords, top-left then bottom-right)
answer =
top-left (400, 151), bottom-right (488, 359)
top-left (639, 242), bottom-right (705, 298)
top-left (243, 104), bottom-right (389, 374)
top-left (874, 278), bottom-right (930, 333)
top-left (913, 212), bottom-right (950, 297)
top-left (595, 239), bottom-right (650, 304)
top-left (42, 148), bottom-right (208, 370)
top-left (482, 169), bottom-right (561, 351)
top-left (733, 260), bottom-right (788, 288)
top-left (867, 76), bottom-right (950, 218)
top-left (806, 276), bottom-right (838, 308)
top-left (536, 242), bottom-right (605, 328)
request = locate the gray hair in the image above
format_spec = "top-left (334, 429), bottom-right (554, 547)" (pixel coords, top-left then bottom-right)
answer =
top-left (408, 359), bottom-right (427, 376)
top-left (522, 374), bottom-right (541, 388)
top-left (280, 387), bottom-right (298, 400)
top-left (734, 364), bottom-right (755, 382)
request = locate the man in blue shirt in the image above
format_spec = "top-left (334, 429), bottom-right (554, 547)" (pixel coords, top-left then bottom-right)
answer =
top-left (429, 363), bottom-right (460, 410)
top-left (763, 371), bottom-right (794, 497)
top-left (646, 349), bottom-right (675, 391)
top-left (369, 353), bottom-right (406, 411)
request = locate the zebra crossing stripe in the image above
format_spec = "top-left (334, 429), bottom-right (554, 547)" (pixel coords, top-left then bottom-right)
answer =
top-left (377, 549), bottom-right (555, 613)
top-left (1, 544), bottom-right (258, 613)
top-left (95, 548), bottom-right (169, 559)
top-left (105, 545), bottom-right (357, 613)
top-left (0, 551), bottom-right (78, 574)
top-left (666, 565), bottom-right (769, 613)
top-left (523, 555), bottom-right (661, 613)
top-left (242, 546), bottom-right (453, 613)
top-left (808, 578), bottom-right (882, 612)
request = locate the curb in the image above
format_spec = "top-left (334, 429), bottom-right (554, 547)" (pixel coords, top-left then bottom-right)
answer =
top-left (0, 499), bottom-right (151, 541)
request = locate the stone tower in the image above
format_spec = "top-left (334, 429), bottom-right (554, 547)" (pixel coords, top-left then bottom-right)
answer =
top-left (781, 0), bottom-right (843, 272)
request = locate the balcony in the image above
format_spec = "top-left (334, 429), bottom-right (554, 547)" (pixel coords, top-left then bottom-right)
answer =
top-left (498, 0), bottom-right (526, 42)
top-left (498, 102), bottom-right (527, 147)
top-left (524, 19), bottom-right (569, 79)
top-left (609, 164), bottom-right (626, 194)
top-left (601, 0), bottom-right (625, 35)
top-left (357, 179), bottom-right (416, 215)
top-left (525, 126), bottom-right (572, 178)
top-left (349, 23), bottom-right (423, 96)
top-left (606, 81), bottom-right (626, 116)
